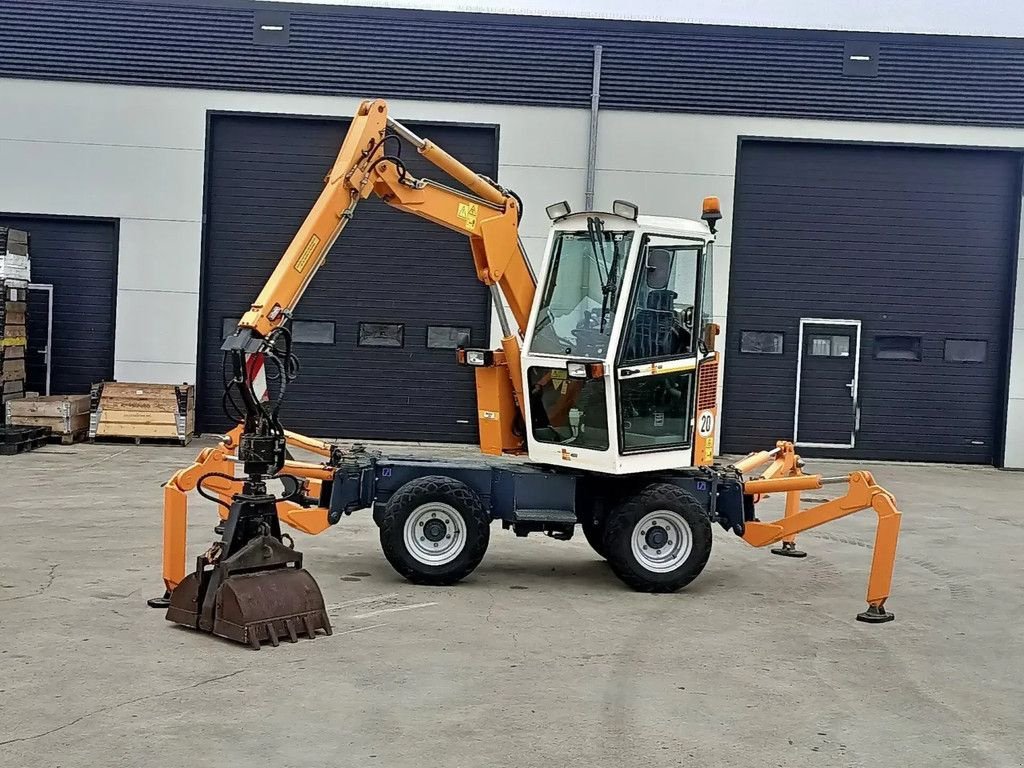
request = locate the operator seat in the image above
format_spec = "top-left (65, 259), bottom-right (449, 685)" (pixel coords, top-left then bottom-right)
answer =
top-left (625, 289), bottom-right (687, 359)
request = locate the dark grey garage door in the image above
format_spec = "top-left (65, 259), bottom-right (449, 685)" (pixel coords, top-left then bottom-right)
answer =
top-left (722, 142), bottom-right (1020, 464)
top-left (198, 113), bottom-right (496, 441)
top-left (0, 214), bottom-right (117, 396)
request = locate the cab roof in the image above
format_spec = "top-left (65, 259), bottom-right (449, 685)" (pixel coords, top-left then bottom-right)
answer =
top-left (550, 210), bottom-right (714, 242)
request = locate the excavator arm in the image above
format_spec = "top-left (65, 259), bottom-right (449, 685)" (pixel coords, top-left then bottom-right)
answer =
top-left (233, 99), bottom-right (533, 452)
top-left (159, 99), bottom-right (536, 593)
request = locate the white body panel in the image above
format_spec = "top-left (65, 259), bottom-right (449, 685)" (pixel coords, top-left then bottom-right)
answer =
top-left (520, 211), bottom-right (713, 475)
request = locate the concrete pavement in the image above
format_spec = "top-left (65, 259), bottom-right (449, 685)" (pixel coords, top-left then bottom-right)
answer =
top-left (1, 440), bottom-right (1022, 767)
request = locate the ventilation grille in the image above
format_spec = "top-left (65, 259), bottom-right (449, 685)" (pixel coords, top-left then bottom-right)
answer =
top-left (697, 359), bottom-right (719, 411)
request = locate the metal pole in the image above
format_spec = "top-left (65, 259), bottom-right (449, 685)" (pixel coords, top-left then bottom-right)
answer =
top-left (489, 284), bottom-right (513, 338)
top-left (584, 45), bottom-right (602, 211)
top-left (517, 236), bottom-right (537, 283)
top-left (385, 116), bottom-right (426, 149)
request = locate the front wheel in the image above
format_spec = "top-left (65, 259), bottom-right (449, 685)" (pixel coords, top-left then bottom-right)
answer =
top-left (379, 475), bottom-right (491, 586)
top-left (603, 483), bottom-right (713, 593)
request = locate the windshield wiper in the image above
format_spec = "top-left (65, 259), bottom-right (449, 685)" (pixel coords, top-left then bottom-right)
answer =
top-left (592, 218), bottom-right (621, 333)
top-left (586, 216), bottom-right (609, 286)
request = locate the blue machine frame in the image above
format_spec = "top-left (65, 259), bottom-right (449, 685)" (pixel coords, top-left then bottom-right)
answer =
top-left (325, 454), bottom-right (755, 537)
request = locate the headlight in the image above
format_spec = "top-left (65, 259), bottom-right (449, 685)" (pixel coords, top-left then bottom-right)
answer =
top-left (566, 361), bottom-right (604, 379)
top-left (566, 362), bottom-right (588, 379)
top-left (545, 201), bottom-right (572, 220)
top-left (612, 199), bottom-right (639, 220)
top-left (457, 348), bottom-right (494, 367)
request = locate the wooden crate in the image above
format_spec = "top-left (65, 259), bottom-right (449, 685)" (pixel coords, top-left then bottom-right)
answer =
top-left (90, 382), bottom-right (195, 444)
top-left (1, 357), bottom-right (25, 383)
top-left (6, 394), bottom-right (91, 443)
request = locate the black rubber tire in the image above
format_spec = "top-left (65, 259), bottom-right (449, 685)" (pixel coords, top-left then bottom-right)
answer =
top-left (379, 475), bottom-right (490, 586)
top-left (603, 483), bottom-right (713, 593)
top-left (580, 511), bottom-right (609, 560)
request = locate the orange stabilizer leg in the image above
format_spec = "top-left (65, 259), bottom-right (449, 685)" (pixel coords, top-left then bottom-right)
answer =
top-left (154, 428), bottom-right (338, 606)
top-left (161, 475), bottom-right (189, 593)
top-left (742, 470), bottom-right (902, 623)
top-left (771, 490), bottom-right (807, 558)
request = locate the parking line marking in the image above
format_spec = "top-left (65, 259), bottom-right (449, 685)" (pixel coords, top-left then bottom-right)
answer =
top-left (325, 593), bottom-right (398, 612)
top-left (334, 623), bottom-right (389, 637)
top-left (350, 602), bottom-right (438, 620)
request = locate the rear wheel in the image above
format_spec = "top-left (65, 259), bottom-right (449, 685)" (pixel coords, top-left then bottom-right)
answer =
top-left (379, 475), bottom-right (490, 586)
top-left (604, 483), bottom-right (713, 593)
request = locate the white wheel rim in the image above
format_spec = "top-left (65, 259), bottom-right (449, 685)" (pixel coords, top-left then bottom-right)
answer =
top-left (403, 502), bottom-right (466, 566)
top-left (630, 510), bottom-right (693, 573)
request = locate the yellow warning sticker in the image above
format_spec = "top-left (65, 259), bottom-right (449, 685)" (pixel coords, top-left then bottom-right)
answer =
top-left (1, 337), bottom-right (27, 347)
top-left (294, 234), bottom-right (321, 274)
top-left (457, 202), bottom-right (479, 231)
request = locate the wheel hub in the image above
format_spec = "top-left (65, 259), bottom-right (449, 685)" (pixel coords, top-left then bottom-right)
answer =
top-left (403, 502), bottom-right (465, 566)
top-left (423, 519), bottom-right (447, 542)
top-left (645, 526), bottom-right (669, 549)
top-left (631, 510), bottom-right (693, 573)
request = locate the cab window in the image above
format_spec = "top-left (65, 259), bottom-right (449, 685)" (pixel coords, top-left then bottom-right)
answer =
top-left (620, 240), bottom-right (702, 363)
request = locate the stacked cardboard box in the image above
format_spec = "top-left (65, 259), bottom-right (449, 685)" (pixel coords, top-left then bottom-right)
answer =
top-left (0, 228), bottom-right (30, 405)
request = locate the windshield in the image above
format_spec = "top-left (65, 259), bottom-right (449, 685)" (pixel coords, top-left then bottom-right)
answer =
top-left (529, 225), bottom-right (634, 358)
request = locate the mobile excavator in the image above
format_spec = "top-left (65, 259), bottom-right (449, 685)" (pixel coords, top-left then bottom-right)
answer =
top-left (149, 99), bottom-right (902, 648)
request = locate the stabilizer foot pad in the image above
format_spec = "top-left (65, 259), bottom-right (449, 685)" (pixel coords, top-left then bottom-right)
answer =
top-left (147, 591), bottom-right (171, 609)
top-left (771, 542), bottom-right (807, 558)
top-left (856, 604), bottom-right (895, 624)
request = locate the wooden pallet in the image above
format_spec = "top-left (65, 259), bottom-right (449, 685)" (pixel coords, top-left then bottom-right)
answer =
top-left (90, 433), bottom-right (193, 446)
top-left (54, 427), bottom-right (89, 445)
top-left (89, 382), bottom-right (195, 445)
top-left (1, 280), bottom-right (27, 404)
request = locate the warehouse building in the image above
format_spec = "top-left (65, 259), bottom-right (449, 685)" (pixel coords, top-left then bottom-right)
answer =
top-left (2, 0), bottom-right (1024, 465)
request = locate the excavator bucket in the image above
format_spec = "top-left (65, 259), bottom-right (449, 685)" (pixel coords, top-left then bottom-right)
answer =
top-left (166, 535), bottom-right (332, 649)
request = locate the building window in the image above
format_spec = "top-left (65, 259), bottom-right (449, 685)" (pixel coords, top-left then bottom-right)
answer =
top-left (807, 334), bottom-right (851, 357)
top-left (253, 10), bottom-right (290, 45)
top-left (427, 326), bottom-right (471, 349)
top-left (874, 335), bottom-right (921, 361)
top-left (739, 331), bottom-right (783, 354)
top-left (221, 317), bottom-right (334, 345)
top-left (843, 42), bottom-right (879, 77)
top-left (359, 322), bottom-right (404, 348)
top-left (292, 320), bottom-right (335, 345)
top-left (944, 339), bottom-right (987, 363)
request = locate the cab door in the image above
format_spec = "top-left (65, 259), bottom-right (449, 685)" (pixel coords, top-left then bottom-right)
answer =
top-left (615, 237), bottom-right (703, 454)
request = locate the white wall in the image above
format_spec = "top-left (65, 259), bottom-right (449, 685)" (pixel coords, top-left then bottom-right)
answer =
top-left (3, 75), bottom-right (1024, 464)
top-left (0, 77), bottom-right (589, 383)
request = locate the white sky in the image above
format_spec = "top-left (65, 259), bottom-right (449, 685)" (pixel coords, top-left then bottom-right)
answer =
top-left (276, 0), bottom-right (1024, 37)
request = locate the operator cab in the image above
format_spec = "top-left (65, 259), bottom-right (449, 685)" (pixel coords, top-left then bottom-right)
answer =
top-left (521, 200), bottom-right (719, 475)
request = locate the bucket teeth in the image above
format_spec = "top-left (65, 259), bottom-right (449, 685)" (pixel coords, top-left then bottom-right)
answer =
top-left (165, 535), bottom-right (332, 649)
